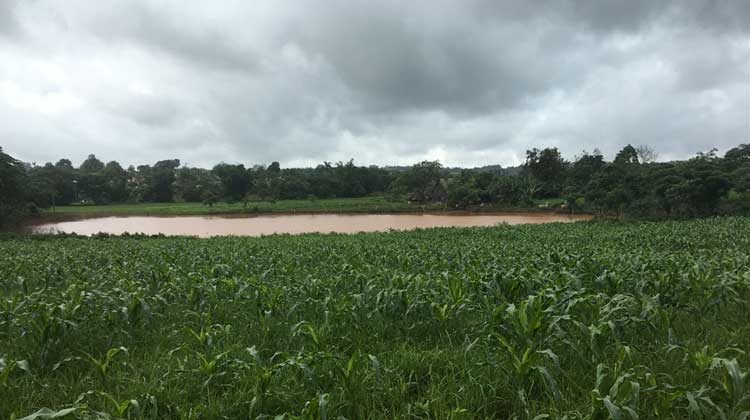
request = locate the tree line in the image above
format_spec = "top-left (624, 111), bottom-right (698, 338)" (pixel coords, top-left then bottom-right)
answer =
top-left (1, 143), bottom-right (749, 226)
top-left (445, 144), bottom-right (750, 218)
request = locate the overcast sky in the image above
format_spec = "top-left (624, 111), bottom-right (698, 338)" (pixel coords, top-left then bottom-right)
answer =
top-left (1, 1), bottom-right (748, 168)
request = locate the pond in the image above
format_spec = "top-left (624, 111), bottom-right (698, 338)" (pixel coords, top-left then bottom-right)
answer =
top-left (27, 212), bottom-right (591, 237)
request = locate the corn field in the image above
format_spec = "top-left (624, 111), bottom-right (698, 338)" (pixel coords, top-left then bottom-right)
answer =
top-left (1, 217), bottom-right (750, 419)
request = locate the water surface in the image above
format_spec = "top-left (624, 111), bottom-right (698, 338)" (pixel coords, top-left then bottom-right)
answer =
top-left (29, 213), bottom-right (590, 237)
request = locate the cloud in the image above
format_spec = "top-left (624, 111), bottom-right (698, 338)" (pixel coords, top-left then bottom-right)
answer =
top-left (0, 1), bottom-right (20, 37)
top-left (0, 1), bottom-right (748, 168)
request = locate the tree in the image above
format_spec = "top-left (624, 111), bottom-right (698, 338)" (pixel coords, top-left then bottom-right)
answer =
top-left (488, 176), bottom-right (535, 206)
top-left (25, 163), bottom-right (56, 209)
top-left (102, 161), bottom-right (128, 202)
top-left (524, 147), bottom-right (567, 198)
top-left (335, 160), bottom-right (366, 197)
top-left (127, 165), bottom-right (151, 202)
top-left (585, 161), bottom-right (645, 218)
top-left (267, 161), bottom-right (281, 174)
top-left (680, 158), bottom-right (731, 216)
top-left (614, 145), bottom-right (639, 165)
top-left (310, 162), bottom-right (341, 198)
top-left (0, 147), bottom-right (28, 226)
top-left (695, 148), bottom-right (719, 161)
top-left (636, 145), bottom-right (658, 163)
top-left (447, 171), bottom-right (480, 209)
top-left (392, 161), bottom-right (446, 203)
top-left (150, 159), bottom-right (180, 202)
top-left (564, 150), bottom-right (605, 212)
top-left (51, 159), bottom-right (77, 205)
top-left (278, 173), bottom-right (311, 200)
top-left (725, 144), bottom-right (750, 161)
top-left (567, 150), bottom-right (605, 191)
top-left (173, 167), bottom-right (222, 202)
top-left (74, 154), bottom-right (104, 203)
top-left (212, 163), bottom-right (251, 201)
top-left (79, 154), bottom-right (105, 173)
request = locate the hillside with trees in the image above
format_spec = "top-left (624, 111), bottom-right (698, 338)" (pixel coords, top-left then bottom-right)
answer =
top-left (1, 143), bottom-right (749, 227)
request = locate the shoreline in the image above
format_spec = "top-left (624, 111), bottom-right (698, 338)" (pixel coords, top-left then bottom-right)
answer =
top-left (33, 207), bottom-right (581, 221)
top-left (33, 197), bottom-right (576, 220)
top-left (27, 208), bottom-right (580, 226)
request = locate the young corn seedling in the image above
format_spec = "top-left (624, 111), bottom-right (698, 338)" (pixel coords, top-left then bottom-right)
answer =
top-left (709, 358), bottom-right (750, 419)
top-left (497, 336), bottom-right (562, 408)
top-left (494, 294), bottom-right (564, 414)
top-left (590, 363), bottom-right (641, 420)
top-left (246, 346), bottom-right (283, 417)
top-left (82, 346), bottom-right (128, 381)
top-left (186, 325), bottom-right (212, 348)
top-left (292, 320), bottom-right (329, 350)
top-left (294, 393), bottom-right (330, 420)
top-left (336, 351), bottom-right (375, 419)
top-left (195, 350), bottom-right (229, 388)
top-left (99, 391), bottom-right (140, 419)
top-left (0, 357), bottom-right (30, 387)
top-left (13, 407), bottom-right (78, 420)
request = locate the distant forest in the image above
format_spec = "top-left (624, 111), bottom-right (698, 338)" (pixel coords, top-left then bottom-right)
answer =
top-left (1, 143), bottom-right (749, 225)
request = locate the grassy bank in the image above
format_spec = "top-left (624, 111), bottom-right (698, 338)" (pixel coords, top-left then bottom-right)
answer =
top-left (2, 218), bottom-right (750, 418)
top-left (42, 196), bottom-right (440, 217)
top-left (41, 197), bottom-right (568, 218)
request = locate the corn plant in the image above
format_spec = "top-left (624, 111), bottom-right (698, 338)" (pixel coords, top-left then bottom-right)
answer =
top-left (0, 357), bottom-right (30, 387)
top-left (81, 347), bottom-right (128, 381)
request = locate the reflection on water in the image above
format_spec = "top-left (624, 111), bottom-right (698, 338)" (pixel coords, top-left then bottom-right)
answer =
top-left (28, 213), bottom-right (591, 237)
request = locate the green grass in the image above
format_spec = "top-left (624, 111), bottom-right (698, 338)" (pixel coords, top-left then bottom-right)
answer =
top-left (42, 196), bottom-right (566, 218)
top-left (43, 196), bottom-right (443, 217)
top-left (2, 218), bottom-right (750, 418)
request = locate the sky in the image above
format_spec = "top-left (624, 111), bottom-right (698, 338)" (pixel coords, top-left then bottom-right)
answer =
top-left (1, 1), bottom-right (749, 169)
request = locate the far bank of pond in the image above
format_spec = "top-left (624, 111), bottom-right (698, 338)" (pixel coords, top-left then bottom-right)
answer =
top-left (26, 212), bottom-right (591, 237)
top-left (41, 197), bottom-right (567, 217)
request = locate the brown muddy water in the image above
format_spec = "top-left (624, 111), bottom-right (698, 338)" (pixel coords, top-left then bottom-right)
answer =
top-left (27, 213), bottom-right (591, 237)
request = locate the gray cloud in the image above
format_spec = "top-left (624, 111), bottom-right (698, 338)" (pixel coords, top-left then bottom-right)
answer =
top-left (0, 0), bottom-right (20, 36)
top-left (1, 1), bottom-right (748, 168)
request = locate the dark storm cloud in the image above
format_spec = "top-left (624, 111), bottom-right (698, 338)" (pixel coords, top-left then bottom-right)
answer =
top-left (292, 5), bottom-right (552, 114)
top-left (0, 0), bottom-right (19, 36)
top-left (89, 4), bottom-right (261, 73)
top-left (0, 1), bottom-right (748, 168)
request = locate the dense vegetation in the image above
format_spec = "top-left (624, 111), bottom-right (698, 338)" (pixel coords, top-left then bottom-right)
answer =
top-left (1, 143), bottom-right (749, 226)
top-left (447, 145), bottom-right (750, 219)
top-left (2, 217), bottom-right (750, 419)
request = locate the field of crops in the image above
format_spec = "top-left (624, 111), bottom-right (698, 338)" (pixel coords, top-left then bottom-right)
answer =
top-left (2, 218), bottom-right (750, 419)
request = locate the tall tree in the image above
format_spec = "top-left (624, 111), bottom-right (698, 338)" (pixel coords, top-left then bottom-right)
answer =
top-left (636, 145), bottom-right (658, 163)
top-left (212, 163), bottom-right (251, 201)
top-left (0, 147), bottom-right (28, 226)
top-left (267, 161), bottom-right (281, 174)
top-left (51, 159), bottom-right (77, 205)
top-left (79, 154), bottom-right (105, 173)
top-left (567, 150), bottom-right (605, 191)
top-left (150, 159), bottom-right (180, 202)
top-left (77, 155), bottom-right (107, 203)
top-left (524, 147), bottom-right (567, 198)
top-left (173, 167), bottom-right (222, 202)
top-left (392, 161), bottom-right (446, 203)
top-left (25, 163), bottom-right (56, 209)
top-left (102, 161), bottom-right (128, 202)
top-left (614, 144), bottom-right (640, 165)
top-left (127, 165), bottom-right (151, 202)
top-left (725, 144), bottom-right (750, 161)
